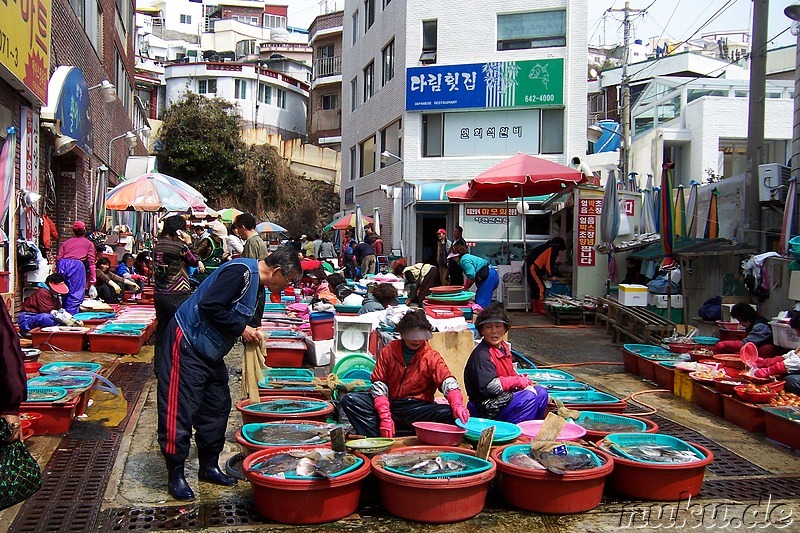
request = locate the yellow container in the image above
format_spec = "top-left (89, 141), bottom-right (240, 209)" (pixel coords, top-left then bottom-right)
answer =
top-left (673, 370), bottom-right (695, 403)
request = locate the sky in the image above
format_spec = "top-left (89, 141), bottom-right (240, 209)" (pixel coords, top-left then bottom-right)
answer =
top-left (287, 0), bottom-right (798, 50)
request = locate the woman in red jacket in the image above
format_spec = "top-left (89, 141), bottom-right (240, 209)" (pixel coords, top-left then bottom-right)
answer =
top-left (339, 310), bottom-right (469, 437)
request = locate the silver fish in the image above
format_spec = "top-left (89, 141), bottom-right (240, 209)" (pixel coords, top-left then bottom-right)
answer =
top-left (248, 453), bottom-right (299, 475)
top-left (315, 452), bottom-right (357, 479)
top-left (507, 453), bottom-right (546, 470)
top-left (295, 457), bottom-right (317, 477)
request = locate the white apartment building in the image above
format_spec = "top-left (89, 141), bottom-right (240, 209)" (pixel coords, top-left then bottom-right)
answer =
top-left (164, 62), bottom-right (308, 139)
top-left (341, 0), bottom-right (588, 263)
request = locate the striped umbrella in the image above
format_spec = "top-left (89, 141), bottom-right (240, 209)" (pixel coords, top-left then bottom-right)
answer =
top-left (685, 180), bottom-right (700, 238)
top-left (106, 173), bottom-right (207, 212)
top-left (0, 127), bottom-right (17, 243)
top-left (781, 178), bottom-right (797, 255)
top-left (256, 220), bottom-right (287, 234)
top-left (220, 207), bottom-right (243, 223)
top-left (323, 213), bottom-right (374, 232)
top-left (660, 163), bottom-right (676, 269)
top-left (674, 185), bottom-right (687, 237)
top-left (704, 188), bottom-right (720, 239)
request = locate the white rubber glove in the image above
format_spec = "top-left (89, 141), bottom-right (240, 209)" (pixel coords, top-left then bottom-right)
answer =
top-left (198, 261), bottom-right (206, 273)
top-left (88, 285), bottom-right (98, 299)
top-left (109, 280), bottom-right (121, 294)
top-left (123, 279), bottom-right (139, 289)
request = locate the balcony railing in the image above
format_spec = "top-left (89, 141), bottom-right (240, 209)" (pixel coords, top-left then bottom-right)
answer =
top-left (313, 56), bottom-right (341, 81)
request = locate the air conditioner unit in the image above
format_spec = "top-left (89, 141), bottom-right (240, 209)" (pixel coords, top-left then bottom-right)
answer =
top-left (758, 163), bottom-right (791, 202)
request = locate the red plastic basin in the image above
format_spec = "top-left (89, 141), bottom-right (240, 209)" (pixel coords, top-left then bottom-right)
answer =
top-left (264, 340), bottom-right (306, 368)
top-left (243, 447), bottom-right (370, 524)
top-left (371, 446), bottom-right (496, 523)
top-left (668, 342), bottom-right (697, 354)
top-left (412, 421), bottom-right (466, 446)
top-left (236, 396), bottom-right (334, 425)
top-left (19, 412), bottom-right (43, 433)
top-left (309, 319), bottom-right (334, 341)
top-left (734, 386), bottom-right (777, 404)
top-left (722, 395), bottom-right (765, 433)
top-left (491, 445), bottom-right (614, 514)
top-left (606, 442), bottom-right (714, 501)
top-left (713, 354), bottom-right (746, 370)
top-left (24, 361), bottom-right (43, 374)
top-left (30, 327), bottom-right (88, 352)
top-left (258, 388), bottom-right (328, 401)
top-left (621, 349), bottom-right (640, 375)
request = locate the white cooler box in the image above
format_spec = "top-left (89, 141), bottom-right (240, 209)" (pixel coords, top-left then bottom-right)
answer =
top-left (619, 284), bottom-right (648, 306)
top-left (771, 320), bottom-right (800, 349)
top-left (647, 294), bottom-right (684, 309)
top-left (304, 338), bottom-right (333, 367)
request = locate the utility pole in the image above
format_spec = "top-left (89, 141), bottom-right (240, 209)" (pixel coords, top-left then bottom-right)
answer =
top-left (744, 0), bottom-right (769, 248)
top-left (610, 1), bottom-right (643, 182)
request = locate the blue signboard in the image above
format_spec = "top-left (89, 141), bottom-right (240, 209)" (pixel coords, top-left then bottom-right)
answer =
top-left (48, 66), bottom-right (93, 154)
top-left (406, 59), bottom-right (564, 112)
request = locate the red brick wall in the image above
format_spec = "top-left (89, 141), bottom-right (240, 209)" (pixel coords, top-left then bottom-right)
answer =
top-left (264, 5), bottom-right (288, 17)
top-left (48, 0), bottom-right (147, 237)
top-left (221, 6), bottom-right (264, 19)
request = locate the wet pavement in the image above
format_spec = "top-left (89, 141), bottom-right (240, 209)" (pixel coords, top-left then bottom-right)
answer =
top-left (3, 311), bottom-right (800, 532)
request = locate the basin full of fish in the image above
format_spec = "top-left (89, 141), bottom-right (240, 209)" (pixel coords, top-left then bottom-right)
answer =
top-left (248, 448), bottom-right (359, 479)
top-left (577, 419), bottom-right (641, 433)
top-left (378, 451), bottom-right (489, 478)
top-left (506, 446), bottom-right (600, 475)
top-left (245, 423), bottom-right (336, 446)
top-left (602, 443), bottom-right (703, 464)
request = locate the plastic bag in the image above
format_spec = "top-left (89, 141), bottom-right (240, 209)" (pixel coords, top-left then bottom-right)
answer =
top-left (0, 419), bottom-right (41, 510)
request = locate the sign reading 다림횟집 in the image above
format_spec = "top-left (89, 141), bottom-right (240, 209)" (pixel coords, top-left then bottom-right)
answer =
top-left (406, 58), bottom-right (564, 111)
top-left (0, 0), bottom-right (52, 105)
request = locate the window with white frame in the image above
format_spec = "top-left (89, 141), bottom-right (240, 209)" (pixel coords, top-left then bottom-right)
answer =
top-left (382, 39), bottom-right (395, 86)
top-left (363, 61), bottom-right (374, 102)
top-left (235, 79), bottom-right (247, 99)
top-left (497, 10), bottom-right (567, 50)
top-left (180, 14), bottom-right (192, 25)
top-left (322, 94), bottom-right (338, 110)
top-left (198, 79), bottom-right (217, 95)
top-left (276, 88), bottom-right (286, 108)
top-left (352, 11), bottom-right (359, 45)
top-left (264, 14), bottom-right (287, 28)
top-left (350, 77), bottom-right (358, 111)
top-left (359, 135), bottom-right (376, 177)
top-left (259, 83), bottom-right (271, 104)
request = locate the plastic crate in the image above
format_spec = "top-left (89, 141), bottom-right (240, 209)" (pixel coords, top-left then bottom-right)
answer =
top-left (637, 356), bottom-right (657, 382)
top-left (88, 331), bottom-right (146, 355)
top-left (19, 395), bottom-right (81, 435)
top-left (603, 433), bottom-right (706, 464)
top-left (265, 339), bottom-right (306, 367)
top-left (722, 395), bottom-right (765, 433)
top-left (39, 362), bottom-right (102, 374)
top-left (763, 407), bottom-right (800, 450)
top-left (692, 381), bottom-right (724, 417)
top-left (264, 368), bottom-right (315, 382)
top-left (771, 321), bottom-right (800, 349)
top-left (309, 316), bottom-right (334, 341)
top-left (654, 363), bottom-right (676, 391)
top-left (673, 371), bottom-right (696, 402)
top-left (622, 344), bottom-right (673, 356)
top-left (30, 327), bottom-right (88, 352)
top-left (622, 349), bottom-right (640, 375)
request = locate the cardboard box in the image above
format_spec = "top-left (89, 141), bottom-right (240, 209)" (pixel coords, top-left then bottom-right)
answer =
top-left (619, 284), bottom-right (648, 306)
top-left (304, 337), bottom-right (333, 366)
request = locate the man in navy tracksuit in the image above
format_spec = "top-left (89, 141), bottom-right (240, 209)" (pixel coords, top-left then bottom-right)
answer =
top-left (156, 247), bottom-right (301, 501)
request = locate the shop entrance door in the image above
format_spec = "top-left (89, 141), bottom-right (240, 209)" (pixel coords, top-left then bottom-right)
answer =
top-left (420, 215), bottom-right (446, 265)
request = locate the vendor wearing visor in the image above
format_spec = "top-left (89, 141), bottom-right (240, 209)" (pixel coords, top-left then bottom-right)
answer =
top-left (340, 310), bottom-right (470, 437)
top-left (464, 304), bottom-right (549, 423)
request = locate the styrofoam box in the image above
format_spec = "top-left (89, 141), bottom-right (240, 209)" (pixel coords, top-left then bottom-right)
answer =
top-left (619, 284), bottom-right (648, 306)
top-left (772, 321), bottom-right (800, 349)
top-left (647, 294), bottom-right (684, 309)
top-left (304, 337), bottom-right (333, 367)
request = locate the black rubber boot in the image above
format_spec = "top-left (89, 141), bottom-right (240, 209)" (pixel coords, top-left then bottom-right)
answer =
top-left (198, 453), bottom-right (237, 486)
top-left (166, 462), bottom-right (195, 501)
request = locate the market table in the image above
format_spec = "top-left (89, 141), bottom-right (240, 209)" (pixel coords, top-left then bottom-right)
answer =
top-left (595, 296), bottom-right (676, 344)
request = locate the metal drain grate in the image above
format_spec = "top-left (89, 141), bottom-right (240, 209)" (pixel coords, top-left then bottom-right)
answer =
top-left (701, 476), bottom-right (800, 500)
top-left (97, 500), bottom-right (263, 531)
top-left (10, 362), bottom-right (154, 533)
top-left (649, 414), bottom-right (770, 477)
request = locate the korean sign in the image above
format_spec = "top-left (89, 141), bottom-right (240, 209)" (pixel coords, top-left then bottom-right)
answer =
top-left (0, 0), bottom-right (52, 105)
top-left (577, 198), bottom-right (602, 267)
top-left (443, 109), bottom-right (539, 156)
top-left (462, 206), bottom-right (522, 241)
top-left (406, 58), bottom-right (563, 111)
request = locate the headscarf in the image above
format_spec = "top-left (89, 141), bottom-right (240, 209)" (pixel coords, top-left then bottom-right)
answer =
top-left (209, 220), bottom-right (229, 253)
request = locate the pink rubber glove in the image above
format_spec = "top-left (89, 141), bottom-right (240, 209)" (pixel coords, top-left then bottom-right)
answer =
top-left (132, 274), bottom-right (146, 281)
top-left (498, 375), bottom-right (531, 391)
top-left (373, 395), bottom-right (395, 438)
top-left (754, 356), bottom-right (784, 369)
top-left (445, 389), bottom-right (470, 424)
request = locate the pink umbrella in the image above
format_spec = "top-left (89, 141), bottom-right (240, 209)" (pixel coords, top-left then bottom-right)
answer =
top-left (468, 152), bottom-right (585, 198)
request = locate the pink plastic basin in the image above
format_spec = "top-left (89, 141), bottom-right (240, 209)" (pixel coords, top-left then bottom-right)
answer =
top-left (412, 421), bottom-right (466, 446)
top-left (517, 420), bottom-right (587, 442)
